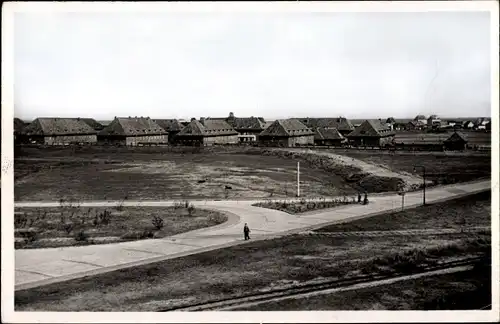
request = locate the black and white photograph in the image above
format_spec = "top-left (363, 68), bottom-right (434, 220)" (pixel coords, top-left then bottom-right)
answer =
top-left (1, 1), bottom-right (499, 323)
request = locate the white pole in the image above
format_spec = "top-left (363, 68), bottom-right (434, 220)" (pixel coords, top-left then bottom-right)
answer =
top-left (297, 161), bottom-right (300, 197)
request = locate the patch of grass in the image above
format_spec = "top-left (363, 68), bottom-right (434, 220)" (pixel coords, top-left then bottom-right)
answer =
top-left (253, 196), bottom-right (359, 214)
top-left (14, 231), bottom-right (490, 311)
top-left (14, 206), bottom-right (228, 249)
top-left (316, 190), bottom-right (491, 232)
top-left (237, 261), bottom-right (492, 310)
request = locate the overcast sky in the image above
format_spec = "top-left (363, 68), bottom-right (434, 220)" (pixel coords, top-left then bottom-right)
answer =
top-left (14, 10), bottom-right (491, 120)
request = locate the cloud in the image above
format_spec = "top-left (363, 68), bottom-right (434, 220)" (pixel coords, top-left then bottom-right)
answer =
top-left (14, 11), bottom-right (491, 120)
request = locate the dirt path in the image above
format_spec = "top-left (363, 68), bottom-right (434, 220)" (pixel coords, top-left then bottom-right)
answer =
top-left (289, 149), bottom-right (428, 189)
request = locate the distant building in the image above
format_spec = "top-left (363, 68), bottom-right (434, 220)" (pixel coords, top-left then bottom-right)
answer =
top-left (98, 117), bottom-right (168, 146)
top-left (413, 114), bottom-right (428, 125)
top-left (14, 118), bottom-right (25, 144)
top-left (153, 119), bottom-right (185, 144)
top-left (427, 115), bottom-right (441, 129)
top-left (258, 119), bottom-right (314, 147)
top-left (229, 116), bottom-right (267, 143)
top-left (346, 119), bottom-right (395, 147)
top-left (175, 118), bottom-right (239, 146)
top-left (298, 117), bottom-right (355, 136)
top-left (20, 117), bottom-right (97, 145)
top-left (314, 128), bottom-right (345, 146)
top-left (406, 120), bottom-right (427, 131)
top-left (443, 132), bottom-right (468, 151)
top-left (203, 112), bottom-right (267, 143)
top-left (393, 132), bottom-right (448, 151)
top-left (474, 118), bottom-right (490, 130)
top-left (462, 120), bottom-right (475, 129)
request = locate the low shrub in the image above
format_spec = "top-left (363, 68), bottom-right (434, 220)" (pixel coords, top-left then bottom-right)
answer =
top-left (62, 222), bottom-right (74, 234)
top-left (152, 215), bottom-right (164, 230)
top-left (14, 213), bottom-right (28, 228)
top-left (74, 230), bottom-right (89, 242)
top-left (18, 228), bottom-right (38, 243)
top-left (120, 230), bottom-right (154, 240)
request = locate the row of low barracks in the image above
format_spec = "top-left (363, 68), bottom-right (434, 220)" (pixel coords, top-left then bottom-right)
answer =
top-left (11, 112), bottom-right (491, 151)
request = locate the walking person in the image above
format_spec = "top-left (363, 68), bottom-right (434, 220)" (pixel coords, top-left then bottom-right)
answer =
top-left (244, 223), bottom-right (251, 240)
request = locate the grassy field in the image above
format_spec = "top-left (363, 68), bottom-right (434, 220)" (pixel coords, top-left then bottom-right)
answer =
top-left (237, 262), bottom-right (492, 310)
top-left (15, 147), bottom-right (355, 201)
top-left (335, 150), bottom-right (491, 185)
top-left (15, 233), bottom-right (490, 311)
top-left (317, 190), bottom-right (491, 233)
top-left (14, 203), bottom-right (227, 249)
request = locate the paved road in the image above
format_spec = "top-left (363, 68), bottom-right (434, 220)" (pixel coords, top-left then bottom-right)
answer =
top-left (14, 179), bottom-right (491, 291)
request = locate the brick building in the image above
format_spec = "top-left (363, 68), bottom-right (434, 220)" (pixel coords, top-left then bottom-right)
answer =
top-left (258, 119), bottom-right (314, 147)
top-left (98, 117), bottom-right (168, 146)
top-left (174, 118), bottom-right (239, 146)
top-left (346, 119), bottom-right (395, 147)
top-left (153, 119), bottom-right (185, 144)
top-left (19, 117), bottom-right (97, 145)
top-left (314, 127), bottom-right (345, 146)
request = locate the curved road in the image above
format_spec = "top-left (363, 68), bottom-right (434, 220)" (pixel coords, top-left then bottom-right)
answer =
top-left (14, 179), bottom-right (491, 291)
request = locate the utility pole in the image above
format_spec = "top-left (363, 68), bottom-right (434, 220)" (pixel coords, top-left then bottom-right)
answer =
top-left (297, 161), bottom-right (300, 197)
top-left (413, 165), bottom-right (426, 206)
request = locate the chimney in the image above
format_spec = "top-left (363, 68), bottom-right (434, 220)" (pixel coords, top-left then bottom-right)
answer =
top-left (229, 112), bottom-right (234, 118)
top-left (200, 117), bottom-right (206, 125)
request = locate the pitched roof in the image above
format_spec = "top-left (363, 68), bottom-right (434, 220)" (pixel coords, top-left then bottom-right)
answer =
top-left (259, 119), bottom-right (314, 137)
top-left (21, 118), bottom-right (97, 136)
top-left (153, 119), bottom-right (185, 132)
top-left (203, 119), bottom-right (238, 135)
top-left (445, 131), bottom-right (491, 146)
top-left (176, 119), bottom-right (238, 137)
top-left (298, 117), bottom-right (354, 132)
top-left (408, 120), bottom-right (427, 127)
top-left (314, 128), bottom-right (345, 141)
top-left (98, 117), bottom-right (165, 136)
top-left (347, 120), bottom-right (395, 137)
top-left (77, 118), bottom-right (104, 130)
top-left (231, 117), bottom-right (266, 130)
top-left (14, 118), bottom-right (25, 134)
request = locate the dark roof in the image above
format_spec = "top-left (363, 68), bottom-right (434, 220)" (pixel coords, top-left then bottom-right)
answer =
top-left (153, 119), bottom-right (185, 132)
top-left (407, 120), bottom-right (427, 127)
top-left (77, 118), bottom-right (103, 130)
top-left (21, 118), bottom-right (97, 136)
top-left (347, 119), bottom-right (395, 138)
top-left (14, 118), bottom-right (25, 134)
top-left (446, 131), bottom-right (491, 145)
top-left (177, 119), bottom-right (238, 137)
top-left (298, 117), bottom-right (354, 132)
top-left (231, 117), bottom-right (266, 130)
top-left (394, 132), bottom-right (450, 145)
top-left (314, 128), bottom-right (344, 141)
top-left (414, 115), bottom-right (427, 120)
top-left (98, 117), bottom-right (165, 136)
top-left (386, 117), bottom-right (396, 124)
top-left (259, 119), bottom-right (314, 137)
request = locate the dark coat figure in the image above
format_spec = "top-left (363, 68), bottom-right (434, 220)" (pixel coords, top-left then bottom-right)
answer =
top-left (244, 223), bottom-right (251, 240)
top-left (363, 192), bottom-right (369, 205)
top-left (357, 192), bottom-right (362, 203)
